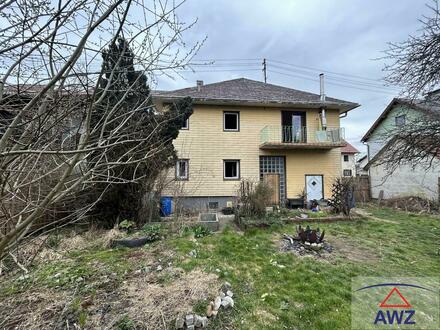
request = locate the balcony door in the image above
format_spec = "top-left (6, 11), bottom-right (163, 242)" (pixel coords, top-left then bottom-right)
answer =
top-left (281, 111), bottom-right (306, 143)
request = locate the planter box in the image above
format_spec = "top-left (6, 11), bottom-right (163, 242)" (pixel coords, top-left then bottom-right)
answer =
top-left (198, 213), bottom-right (220, 232)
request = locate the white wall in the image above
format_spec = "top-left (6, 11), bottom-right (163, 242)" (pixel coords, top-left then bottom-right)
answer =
top-left (341, 153), bottom-right (356, 176)
top-left (370, 160), bottom-right (439, 200)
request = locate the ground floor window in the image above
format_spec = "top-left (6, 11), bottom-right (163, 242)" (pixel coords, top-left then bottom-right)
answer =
top-left (224, 160), bottom-right (240, 179)
top-left (176, 159), bottom-right (189, 180)
top-left (343, 169), bottom-right (352, 177)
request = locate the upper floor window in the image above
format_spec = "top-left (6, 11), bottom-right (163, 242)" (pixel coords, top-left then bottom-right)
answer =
top-left (223, 111), bottom-right (239, 131)
top-left (395, 114), bottom-right (406, 127)
top-left (181, 118), bottom-right (189, 130)
top-left (343, 154), bottom-right (349, 162)
top-left (176, 159), bottom-right (189, 180)
top-left (224, 160), bottom-right (240, 180)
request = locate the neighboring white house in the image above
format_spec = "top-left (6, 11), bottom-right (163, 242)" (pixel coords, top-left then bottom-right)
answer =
top-left (341, 141), bottom-right (359, 177)
top-left (361, 97), bottom-right (440, 201)
top-left (355, 154), bottom-right (369, 176)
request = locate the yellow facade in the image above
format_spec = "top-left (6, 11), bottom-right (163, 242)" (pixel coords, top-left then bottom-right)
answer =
top-left (162, 104), bottom-right (341, 200)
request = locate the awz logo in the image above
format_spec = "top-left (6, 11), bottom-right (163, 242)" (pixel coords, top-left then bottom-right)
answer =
top-left (355, 283), bottom-right (433, 326)
top-left (374, 287), bottom-right (415, 325)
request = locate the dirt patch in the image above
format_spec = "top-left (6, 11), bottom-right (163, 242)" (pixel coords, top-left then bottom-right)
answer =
top-left (87, 269), bottom-right (220, 329)
top-left (354, 209), bottom-right (399, 224)
top-left (0, 288), bottom-right (69, 329)
top-left (328, 236), bottom-right (379, 263)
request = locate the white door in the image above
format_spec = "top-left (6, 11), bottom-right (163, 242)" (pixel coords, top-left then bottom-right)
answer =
top-left (305, 175), bottom-right (323, 201)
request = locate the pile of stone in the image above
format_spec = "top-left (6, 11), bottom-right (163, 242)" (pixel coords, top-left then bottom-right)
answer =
top-left (280, 237), bottom-right (333, 256)
top-left (175, 282), bottom-right (235, 329)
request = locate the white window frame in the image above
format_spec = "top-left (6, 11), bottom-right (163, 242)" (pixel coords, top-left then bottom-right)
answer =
top-left (176, 159), bottom-right (189, 180)
top-left (223, 111), bottom-right (240, 131)
top-left (343, 169), bottom-right (352, 177)
top-left (223, 160), bottom-right (240, 180)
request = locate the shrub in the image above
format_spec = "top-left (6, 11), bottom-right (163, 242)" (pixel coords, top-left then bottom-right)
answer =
top-left (119, 220), bottom-right (135, 233)
top-left (181, 225), bottom-right (211, 238)
top-left (237, 180), bottom-right (272, 218)
top-left (141, 224), bottom-right (162, 242)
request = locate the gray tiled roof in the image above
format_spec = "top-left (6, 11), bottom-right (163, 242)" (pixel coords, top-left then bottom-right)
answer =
top-left (153, 78), bottom-right (359, 111)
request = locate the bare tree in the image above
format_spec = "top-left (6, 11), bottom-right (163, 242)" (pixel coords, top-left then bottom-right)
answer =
top-left (0, 0), bottom-right (202, 263)
top-left (378, 0), bottom-right (440, 171)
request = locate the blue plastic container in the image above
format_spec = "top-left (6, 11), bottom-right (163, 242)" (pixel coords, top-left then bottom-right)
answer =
top-left (160, 196), bottom-right (172, 216)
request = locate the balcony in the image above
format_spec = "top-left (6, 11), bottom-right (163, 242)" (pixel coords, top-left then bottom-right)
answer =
top-left (260, 126), bottom-right (345, 150)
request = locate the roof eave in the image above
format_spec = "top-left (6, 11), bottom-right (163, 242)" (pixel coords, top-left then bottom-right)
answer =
top-left (154, 95), bottom-right (359, 112)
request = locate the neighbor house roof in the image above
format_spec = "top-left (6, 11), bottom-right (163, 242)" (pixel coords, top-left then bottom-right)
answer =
top-left (361, 97), bottom-right (440, 142)
top-left (153, 78), bottom-right (359, 113)
top-left (341, 141), bottom-right (359, 154)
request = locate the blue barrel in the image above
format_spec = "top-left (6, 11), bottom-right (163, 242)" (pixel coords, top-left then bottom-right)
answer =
top-left (160, 197), bottom-right (172, 216)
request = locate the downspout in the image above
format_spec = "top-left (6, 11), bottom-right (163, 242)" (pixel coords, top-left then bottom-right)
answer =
top-left (319, 73), bottom-right (327, 130)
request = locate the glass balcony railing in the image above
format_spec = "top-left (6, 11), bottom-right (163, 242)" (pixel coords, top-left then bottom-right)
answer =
top-left (260, 125), bottom-right (345, 145)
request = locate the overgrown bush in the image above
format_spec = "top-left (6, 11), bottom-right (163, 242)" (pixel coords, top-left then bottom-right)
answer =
top-left (237, 180), bottom-right (273, 218)
top-left (141, 224), bottom-right (162, 242)
top-left (119, 220), bottom-right (135, 233)
top-left (327, 177), bottom-right (355, 216)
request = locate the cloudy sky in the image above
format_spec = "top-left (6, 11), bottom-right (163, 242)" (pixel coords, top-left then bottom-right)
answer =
top-left (156, 0), bottom-right (430, 153)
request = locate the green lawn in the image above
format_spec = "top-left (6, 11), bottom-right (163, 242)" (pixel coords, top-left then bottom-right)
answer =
top-left (0, 206), bottom-right (439, 329)
top-left (167, 206), bottom-right (440, 329)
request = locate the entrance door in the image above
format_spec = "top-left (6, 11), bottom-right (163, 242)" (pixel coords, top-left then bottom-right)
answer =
top-left (263, 173), bottom-right (280, 205)
top-left (305, 175), bottom-right (323, 201)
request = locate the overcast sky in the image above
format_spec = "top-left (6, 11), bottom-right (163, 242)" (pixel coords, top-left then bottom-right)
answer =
top-left (156, 0), bottom-right (430, 153)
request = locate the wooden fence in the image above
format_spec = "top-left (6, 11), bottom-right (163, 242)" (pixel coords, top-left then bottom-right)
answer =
top-left (352, 176), bottom-right (371, 203)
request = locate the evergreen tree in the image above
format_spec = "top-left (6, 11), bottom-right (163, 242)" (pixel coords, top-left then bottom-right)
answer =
top-left (88, 38), bottom-right (192, 225)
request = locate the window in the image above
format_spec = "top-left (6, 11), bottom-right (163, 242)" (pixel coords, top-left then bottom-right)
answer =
top-left (223, 160), bottom-right (240, 180)
top-left (343, 154), bottom-right (349, 162)
top-left (181, 118), bottom-right (189, 130)
top-left (208, 202), bottom-right (219, 209)
top-left (395, 114), bottom-right (406, 127)
top-left (343, 169), bottom-right (352, 177)
top-left (223, 111), bottom-right (239, 131)
top-left (176, 159), bottom-right (189, 180)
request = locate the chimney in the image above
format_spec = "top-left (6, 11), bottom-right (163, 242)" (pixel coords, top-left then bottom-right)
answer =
top-left (196, 80), bottom-right (203, 92)
top-left (319, 73), bottom-right (326, 102)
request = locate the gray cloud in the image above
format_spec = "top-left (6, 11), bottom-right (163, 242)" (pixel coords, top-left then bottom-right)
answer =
top-left (156, 0), bottom-right (429, 152)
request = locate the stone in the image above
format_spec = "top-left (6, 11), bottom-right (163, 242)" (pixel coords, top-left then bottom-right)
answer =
top-left (207, 302), bottom-right (214, 317)
top-left (213, 297), bottom-right (221, 310)
top-left (219, 292), bottom-right (225, 299)
top-left (221, 281), bottom-right (232, 293)
top-left (194, 314), bottom-right (203, 327)
top-left (156, 265), bottom-right (163, 271)
top-left (211, 310), bottom-right (218, 317)
top-left (186, 326), bottom-right (194, 330)
top-left (221, 296), bottom-right (234, 308)
top-left (226, 290), bottom-right (233, 297)
top-left (175, 317), bottom-right (185, 329)
top-left (185, 314), bottom-right (194, 326)
top-left (300, 213), bottom-right (309, 219)
top-left (200, 316), bottom-right (208, 328)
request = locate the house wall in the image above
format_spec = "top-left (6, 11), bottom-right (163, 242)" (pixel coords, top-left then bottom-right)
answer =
top-left (368, 104), bottom-right (421, 158)
top-left (341, 153), bottom-right (356, 176)
top-left (370, 160), bottom-right (439, 201)
top-left (162, 104), bottom-right (341, 202)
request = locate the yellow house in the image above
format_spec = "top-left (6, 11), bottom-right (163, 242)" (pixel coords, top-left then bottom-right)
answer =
top-left (153, 78), bottom-right (359, 210)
